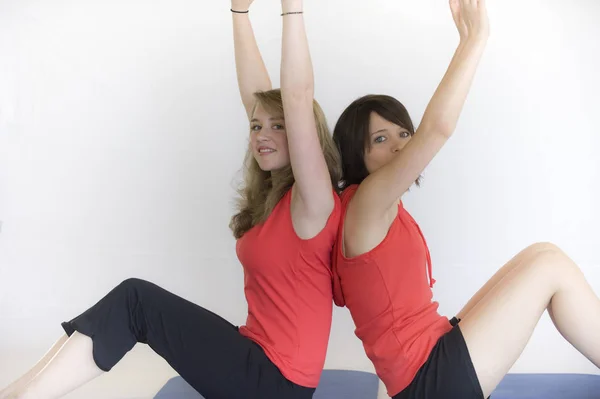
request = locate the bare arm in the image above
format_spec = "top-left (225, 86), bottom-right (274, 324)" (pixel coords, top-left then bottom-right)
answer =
top-left (231, 0), bottom-right (272, 119)
top-left (354, 0), bottom-right (490, 218)
top-left (281, 0), bottom-right (334, 222)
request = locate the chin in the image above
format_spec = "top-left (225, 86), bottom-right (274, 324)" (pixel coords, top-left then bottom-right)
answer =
top-left (256, 161), bottom-right (277, 172)
top-left (261, 164), bottom-right (286, 172)
top-left (255, 157), bottom-right (287, 172)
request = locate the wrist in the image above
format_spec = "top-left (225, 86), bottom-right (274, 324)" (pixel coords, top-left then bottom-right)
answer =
top-left (281, 0), bottom-right (303, 14)
top-left (459, 34), bottom-right (488, 51)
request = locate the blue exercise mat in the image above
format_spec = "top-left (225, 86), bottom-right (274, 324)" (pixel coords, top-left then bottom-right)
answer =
top-left (313, 369), bottom-right (380, 399)
top-left (154, 372), bottom-right (600, 398)
top-left (491, 373), bottom-right (600, 399)
top-left (154, 369), bottom-right (379, 399)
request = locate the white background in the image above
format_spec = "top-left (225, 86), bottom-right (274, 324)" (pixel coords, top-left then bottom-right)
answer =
top-left (1, 0), bottom-right (599, 397)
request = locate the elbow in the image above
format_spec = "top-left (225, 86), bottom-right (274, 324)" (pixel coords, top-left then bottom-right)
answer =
top-left (420, 119), bottom-right (457, 139)
top-left (281, 86), bottom-right (314, 104)
top-left (437, 123), bottom-right (457, 139)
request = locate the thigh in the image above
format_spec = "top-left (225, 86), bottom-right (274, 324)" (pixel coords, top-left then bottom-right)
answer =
top-left (456, 243), bottom-right (555, 320)
top-left (459, 248), bottom-right (568, 397)
top-left (121, 279), bottom-right (310, 399)
top-left (393, 318), bottom-right (484, 399)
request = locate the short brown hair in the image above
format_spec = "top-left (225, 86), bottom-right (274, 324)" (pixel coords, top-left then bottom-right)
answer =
top-left (333, 94), bottom-right (419, 189)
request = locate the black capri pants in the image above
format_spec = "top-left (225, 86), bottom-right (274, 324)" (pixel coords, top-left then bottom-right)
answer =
top-left (61, 278), bottom-right (315, 399)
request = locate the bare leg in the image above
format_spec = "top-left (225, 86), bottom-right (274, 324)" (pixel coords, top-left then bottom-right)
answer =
top-left (456, 242), bottom-right (558, 319)
top-left (0, 335), bottom-right (69, 399)
top-left (459, 242), bottom-right (600, 397)
top-left (14, 332), bottom-right (104, 399)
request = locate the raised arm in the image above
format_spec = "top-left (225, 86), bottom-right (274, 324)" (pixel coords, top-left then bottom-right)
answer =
top-left (281, 0), bottom-right (335, 224)
top-left (231, 0), bottom-right (272, 119)
top-left (355, 0), bottom-right (490, 215)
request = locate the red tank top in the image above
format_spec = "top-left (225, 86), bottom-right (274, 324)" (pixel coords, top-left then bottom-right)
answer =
top-left (236, 187), bottom-right (341, 388)
top-left (332, 185), bottom-right (452, 396)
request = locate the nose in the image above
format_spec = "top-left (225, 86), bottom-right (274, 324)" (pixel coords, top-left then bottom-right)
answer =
top-left (255, 128), bottom-right (270, 142)
top-left (256, 132), bottom-right (268, 141)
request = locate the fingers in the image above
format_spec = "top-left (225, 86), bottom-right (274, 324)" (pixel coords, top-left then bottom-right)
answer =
top-left (450, 0), bottom-right (459, 12)
top-left (450, 0), bottom-right (460, 19)
top-left (450, 0), bottom-right (488, 40)
top-left (478, 0), bottom-right (488, 14)
top-left (450, 0), bottom-right (466, 36)
top-left (463, 0), bottom-right (477, 12)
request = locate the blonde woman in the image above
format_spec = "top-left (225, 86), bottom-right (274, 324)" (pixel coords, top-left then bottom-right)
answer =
top-left (0, 0), bottom-right (341, 398)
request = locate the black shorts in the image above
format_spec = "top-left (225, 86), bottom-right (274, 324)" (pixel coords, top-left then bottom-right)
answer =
top-left (393, 317), bottom-right (485, 399)
top-left (61, 278), bottom-right (315, 399)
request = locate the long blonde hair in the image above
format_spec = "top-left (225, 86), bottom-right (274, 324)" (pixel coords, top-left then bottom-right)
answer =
top-left (230, 89), bottom-right (341, 239)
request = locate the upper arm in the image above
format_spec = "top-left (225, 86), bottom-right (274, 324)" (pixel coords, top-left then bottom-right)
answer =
top-left (343, 191), bottom-right (398, 259)
top-left (284, 94), bottom-right (335, 224)
top-left (354, 125), bottom-right (450, 221)
top-left (241, 95), bottom-right (257, 121)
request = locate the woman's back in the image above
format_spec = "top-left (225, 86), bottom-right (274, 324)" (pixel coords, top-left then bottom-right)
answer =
top-left (333, 185), bottom-right (451, 396)
top-left (238, 187), bottom-right (341, 387)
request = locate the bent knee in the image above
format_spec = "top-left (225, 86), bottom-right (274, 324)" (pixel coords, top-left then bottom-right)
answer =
top-left (117, 278), bottom-right (152, 292)
top-left (523, 242), bottom-right (577, 274)
top-left (524, 242), bottom-right (564, 256)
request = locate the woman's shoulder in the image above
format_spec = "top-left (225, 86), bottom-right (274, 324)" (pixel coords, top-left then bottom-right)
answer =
top-left (339, 184), bottom-right (359, 206)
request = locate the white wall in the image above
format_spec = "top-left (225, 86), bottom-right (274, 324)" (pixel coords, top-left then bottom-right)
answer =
top-left (0, 0), bottom-right (599, 398)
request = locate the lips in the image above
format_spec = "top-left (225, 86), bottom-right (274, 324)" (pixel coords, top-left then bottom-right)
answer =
top-left (258, 146), bottom-right (276, 155)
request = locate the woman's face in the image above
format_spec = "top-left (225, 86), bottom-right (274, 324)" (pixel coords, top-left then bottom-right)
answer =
top-left (250, 103), bottom-right (290, 171)
top-left (363, 112), bottom-right (412, 174)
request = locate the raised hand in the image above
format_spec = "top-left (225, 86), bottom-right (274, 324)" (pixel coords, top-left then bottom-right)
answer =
top-left (450, 0), bottom-right (490, 42)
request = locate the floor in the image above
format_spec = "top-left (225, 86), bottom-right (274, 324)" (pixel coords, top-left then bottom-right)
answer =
top-left (0, 345), bottom-right (389, 399)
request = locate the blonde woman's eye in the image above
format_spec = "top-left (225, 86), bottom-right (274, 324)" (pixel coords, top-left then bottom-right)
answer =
top-left (251, 125), bottom-right (261, 131)
top-left (273, 124), bottom-right (284, 130)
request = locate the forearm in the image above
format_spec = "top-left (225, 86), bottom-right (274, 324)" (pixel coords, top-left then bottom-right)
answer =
top-left (281, 0), bottom-right (313, 98)
top-left (232, 11), bottom-right (272, 117)
top-left (419, 36), bottom-right (488, 136)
